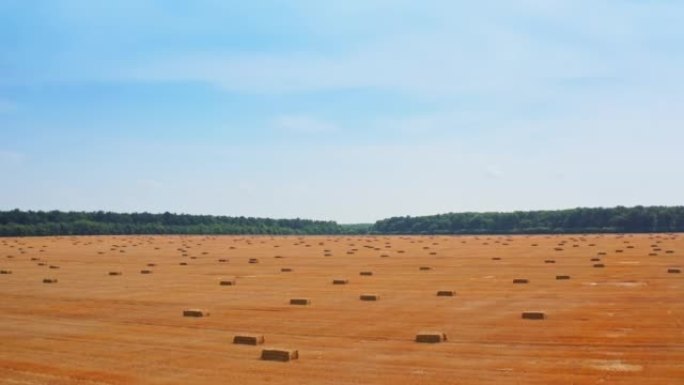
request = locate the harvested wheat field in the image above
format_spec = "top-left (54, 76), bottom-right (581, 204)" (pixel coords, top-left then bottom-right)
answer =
top-left (0, 233), bottom-right (682, 385)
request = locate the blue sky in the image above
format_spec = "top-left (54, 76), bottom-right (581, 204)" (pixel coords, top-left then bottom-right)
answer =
top-left (1, 0), bottom-right (683, 223)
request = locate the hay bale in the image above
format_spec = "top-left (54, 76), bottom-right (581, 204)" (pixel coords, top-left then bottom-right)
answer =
top-left (220, 278), bottom-right (236, 286)
top-left (521, 311), bottom-right (545, 320)
top-left (183, 309), bottom-right (209, 317)
top-left (0, 269), bottom-right (12, 274)
top-left (415, 332), bottom-right (447, 343)
top-left (492, 257), bottom-right (501, 261)
top-left (233, 334), bottom-right (265, 345)
top-left (289, 298), bottom-right (310, 305)
top-left (359, 271), bottom-right (373, 276)
top-left (43, 278), bottom-right (58, 284)
top-left (218, 258), bottom-right (228, 262)
top-left (281, 268), bottom-right (292, 272)
top-left (249, 258), bottom-right (259, 264)
top-left (108, 271), bottom-right (122, 276)
top-left (140, 269), bottom-right (152, 274)
top-left (590, 257), bottom-right (600, 261)
top-left (261, 348), bottom-right (298, 362)
top-left (593, 263), bottom-right (605, 268)
top-left (436, 290), bottom-right (455, 296)
top-left (147, 263), bottom-right (157, 266)
top-left (332, 279), bottom-right (349, 285)
top-left (544, 260), bottom-right (555, 264)
top-left (513, 279), bottom-right (529, 284)
top-left (667, 268), bottom-right (681, 274)
top-left (360, 294), bottom-right (378, 301)
top-left (419, 266), bottom-right (432, 271)
top-left (179, 262), bottom-right (188, 266)
top-left (555, 275), bottom-right (571, 280)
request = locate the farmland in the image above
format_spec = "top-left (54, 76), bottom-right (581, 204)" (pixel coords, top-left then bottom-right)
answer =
top-left (0, 234), bottom-right (682, 385)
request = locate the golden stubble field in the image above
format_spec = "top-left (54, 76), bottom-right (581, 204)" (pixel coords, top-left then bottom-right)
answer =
top-left (0, 234), bottom-right (682, 385)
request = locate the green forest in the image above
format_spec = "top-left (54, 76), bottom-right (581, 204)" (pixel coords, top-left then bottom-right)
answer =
top-left (370, 206), bottom-right (684, 234)
top-left (0, 210), bottom-right (345, 236)
top-left (1, 206), bottom-right (683, 236)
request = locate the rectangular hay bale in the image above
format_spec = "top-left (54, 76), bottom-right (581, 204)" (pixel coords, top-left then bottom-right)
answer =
top-left (415, 332), bottom-right (447, 343)
top-left (521, 311), bottom-right (545, 320)
top-left (360, 294), bottom-right (378, 301)
top-left (233, 334), bottom-right (265, 345)
top-left (513, 279), bottom-right (529, 284)
top-left (261, 348), bottom-right (298, 362)
top-left (436, 290), bottom-right (455, 296)
top-left (183, 309), bottom-right (209, 317)
top-left (289, 298), bottom-right (310, 305)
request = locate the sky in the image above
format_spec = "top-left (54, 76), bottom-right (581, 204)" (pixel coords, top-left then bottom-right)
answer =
top-left (1, 0), bottom-right (683, 223)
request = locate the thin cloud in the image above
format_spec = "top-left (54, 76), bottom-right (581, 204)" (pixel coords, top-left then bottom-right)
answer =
top-left (485, 165), bottom-right (504, 179)
top-left (273, 115), bottom-right (339, 134)
top-left (0, 150), bottom-right (27, 165)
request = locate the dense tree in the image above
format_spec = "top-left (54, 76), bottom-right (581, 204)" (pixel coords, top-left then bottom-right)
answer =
top-left (370, 206), bottom-right (684, 234)
top-left (0, 210), bottom-right (352, 236)
top-left (1, 206), bottom-right (682, 236)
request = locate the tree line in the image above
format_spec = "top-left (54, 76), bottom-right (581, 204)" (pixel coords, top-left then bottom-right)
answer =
top-left (370, 206), bottom-right (684, 234)
top-left (1, 206), bottom-right (683, 236)
top-left (0, 210), bottom-right (348, 236)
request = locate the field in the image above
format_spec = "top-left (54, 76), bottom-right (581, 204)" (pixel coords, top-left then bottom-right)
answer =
top-left (0, 234), bottom-right (682, 385)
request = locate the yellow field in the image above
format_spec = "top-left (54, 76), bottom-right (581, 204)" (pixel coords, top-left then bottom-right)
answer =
top-left (0, 234), bottom-right (682, 385)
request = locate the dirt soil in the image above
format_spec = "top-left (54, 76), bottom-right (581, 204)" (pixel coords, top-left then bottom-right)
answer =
top-left (0, 234), bottom-right (682, 385)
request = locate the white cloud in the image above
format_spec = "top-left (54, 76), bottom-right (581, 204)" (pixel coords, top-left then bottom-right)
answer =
top-left (485, 165), bottom-right (503, 179)
top-left (0, 150), bottom-right (26, 165)
top-left (137, 178), bottom-right (163, 190)
top-left (273, 115), bottom-right (338, 134)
